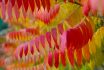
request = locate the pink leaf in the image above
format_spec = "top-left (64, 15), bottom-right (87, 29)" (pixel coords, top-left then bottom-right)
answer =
top-left (40, 35), bottom-right (45, 48)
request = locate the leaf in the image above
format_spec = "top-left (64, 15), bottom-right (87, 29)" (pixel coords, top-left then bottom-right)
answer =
top-left (19, 46), bottom-right (23, 58)
top-left (48, 51), bottom-right (53, 67)
top-left (54, 49), bottom-right (59, 68)
top-left (14, 4), bottom-right (20, 20)
top-left (1, 1), bottom-right (6, 19)
top-left (23, 44), bottom-right (28, 56)
top-left (76, 48), bottom-right (82, 66)
top-left (35, 37), bottom-right (40, 52)
top-left (5, 0), bottom-right (8, 4)
top-left (35, 0), bottom-right (41, 10)
top-left (67, 47), bottom-right (74, 67)
top-left (46, 32), bottom-right (52, 48)
top-left (23, 0), bottom-right (29, 12)
top-left (41, 0), bottom-right (46, 9)
top-left (29, 0), bottom-right (35, 12)
top-left (17, 0), bottom-right (22, 9)
top-left (11, 0), bottom-right (15, 7)
top-left (40, 35), bottom-right (45, 48)
top-left (46, 0), bottom-right (51, 11)
top-left (7, 1), bottom-right (12, 19)
top-left (60, 49), bottom-right (66, 66)
top-left (51, 28), bottom-right (58, 49)
top-left (82, 45), bottom-right (90, 61)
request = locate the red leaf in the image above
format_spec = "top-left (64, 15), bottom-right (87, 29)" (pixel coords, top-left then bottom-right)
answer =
top-left (55, 44), bottom-right (59, 50)
top-left (13, 32), bottom-right (17, 40)
top-left (85, 19), bottom-right (93, 39)
top-left (51, 28), bottom-right (58, 49)
top-left (1, 1), bottom-right (6, 19)
top-left (35, 0), bottom-right (41, 10)
top-left (11, 0), bottom-right (15, 7)
top-left (60, 49), bottom-right (66, 66)
top-left (58, 23), bottom-right (64, 34)
top-left (19, 46), bottom-right (23, 58)
top-left (29, 0), bottom-right (35, 12)
top-left (49, 7), bottom-right (54, 19)
top-left (67, 47), bottom-right (74, 67)
top-left (76, 49), bottom-right (82, 66)
top-left (52, 4), bottom-right (60, 19)
top-left (22, 6), bottom-right (26, 18)
top-left (48, 52), bottom-right (53, 67)
top-left (73, 26), bottom-right (84, 48)
top-left (35, 37), bottom-right (40, 52)
top-left (67, 28), bottom-right (77, 49)
top-left (14, 4), bottom-right (20, 20)
top-left (30, 41), bottom-right (34, 55)
top-left (30, 46), bottom-right (34, 55)
top-left (43, 9), bottom-right (49, 24)
top-left (5, 0), bottom-right (8, 4)
top-left (16, 0), bottom-right (22, 9)
top-left (51, 28), bottom-right (57, 43)
top-left (26, 28), bottom-right (39, 35)
top-left (64, 0), bottom-right (67, 3)
top-left (49, 4), bottom-right (60, 20)
top-left (82, 22), bottom-right (90, 43)
top-left (40, 35), bottom-right (45, 48)
top-left (7, 1), bottom-right (12, 19)
top-left (23, 0), bottom-right (29, 12)
top-left (41, 0), bottom-right (46, 9)
top-left (69, 0), bottom-right (74, 3)
top-left (54, 49), bottom-right (59, 68)
top-left (45, 0), bottom-right (50, 11)
top-left (46, 32), bottom-right (52, 48)
top-left (80, 22), bottom-right (89, 45)
top-left (24, 44), bottom-right (28, 56)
